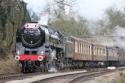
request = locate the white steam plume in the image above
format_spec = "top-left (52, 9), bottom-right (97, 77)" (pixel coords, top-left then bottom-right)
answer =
top-left (38, 12), bottom-right (49, 25)
top-left (23, 0), bottom-right (50, 25)
top-left (23, 0), bottom-right (72, 25)
top-left (113, 26), bottom-right (125, 49)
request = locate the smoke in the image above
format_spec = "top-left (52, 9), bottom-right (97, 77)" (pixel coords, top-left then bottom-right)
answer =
top-left (48, 49), bottom-right (58, 73)
top-left (95, 25), bottom-right (125, 49)
top-left (113, 26), bottom-right (125, 49)
top-left (23, 0), bottom-right (50, 25)
top-left (23, 0), bottom-right (72, 25)
top-left (38, 12), bottom-right (49, 25)
top-left (23, 0), bottom-right (48, 14)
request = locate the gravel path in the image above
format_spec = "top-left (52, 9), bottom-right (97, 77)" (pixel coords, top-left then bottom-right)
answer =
top-left (82, 70), bottom-right (123, 83)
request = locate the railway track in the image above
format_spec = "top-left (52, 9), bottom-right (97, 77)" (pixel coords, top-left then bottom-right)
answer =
top-left (2, 67), bottom-right (125, 83)
top-left (69, 68), bottom-right (125, 83)
top-left (0, 69), bottom-right (86, 82)
top-left (68, 71), bottom-right (108, 83)
top-left (0, 73), bottom-right (23, 81)
top-left (0, 72), bottom-right (47, 83)
top-left (33, 67), bottom-right (124, 83)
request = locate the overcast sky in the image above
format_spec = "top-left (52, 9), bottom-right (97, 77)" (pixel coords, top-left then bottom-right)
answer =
top-left (23, 0), bottom-right (125, 20)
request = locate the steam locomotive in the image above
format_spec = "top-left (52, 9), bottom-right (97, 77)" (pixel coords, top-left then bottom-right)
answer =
top-left (15, 23), bottom-right (65, 72)
top-left (15, 22), bottom-right (125, 73)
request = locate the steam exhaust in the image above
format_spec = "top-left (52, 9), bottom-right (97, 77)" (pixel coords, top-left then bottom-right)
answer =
top-left (48, 49), bottom-right (58, 72)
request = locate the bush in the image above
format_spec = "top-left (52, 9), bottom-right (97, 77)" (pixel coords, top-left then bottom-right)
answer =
top-left (0, 55), bottom-right (20, 74)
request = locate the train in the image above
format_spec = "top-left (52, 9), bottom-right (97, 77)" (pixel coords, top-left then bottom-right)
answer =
top-left (15, 22), bottom-right (125, 73)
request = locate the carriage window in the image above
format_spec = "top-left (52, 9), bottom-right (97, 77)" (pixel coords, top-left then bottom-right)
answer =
top-left (77, 43), bottom-right (79, 53)
top-left (82, 43), bottom-right (84, 54)
top-left (80, 43), bottom-right (82, 54)
top-left (75, 42), bottom-right (78, 53)
top-left (79, 43), bottom-right (81, 53)
top-left (79, 43), bottom-right (81, 54)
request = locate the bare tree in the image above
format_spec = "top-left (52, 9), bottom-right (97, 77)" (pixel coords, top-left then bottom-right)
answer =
top-left (0, 0), bottom-right (30, 55)
top-left (95, 7), bottom-right (125, 36)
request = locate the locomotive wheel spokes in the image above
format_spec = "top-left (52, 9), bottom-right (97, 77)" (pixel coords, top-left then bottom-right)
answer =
top-left (43, 64), bottom-right (48, 72)
top-left (21, 61), bottom-right (35, 73)
top-left (21, 64), bottom-right (26, 73)
top-left (39, 62), bottom-right (48, 72)
top-left (40, 64), bottom-right (44, 72)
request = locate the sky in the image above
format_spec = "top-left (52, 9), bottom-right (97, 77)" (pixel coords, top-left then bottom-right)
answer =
top-left (23, 0), bottom-right (125, 20)
top-left (75, 0), bottom-right (124, 20)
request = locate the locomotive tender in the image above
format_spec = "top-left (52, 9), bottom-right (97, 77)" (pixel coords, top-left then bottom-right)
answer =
top-left (15, 22), bottom-right (125, 73)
